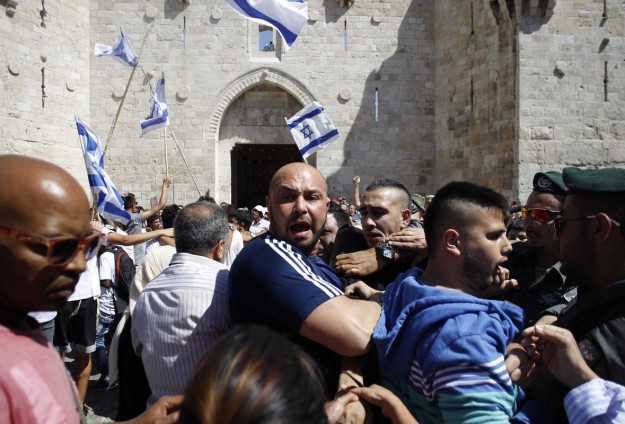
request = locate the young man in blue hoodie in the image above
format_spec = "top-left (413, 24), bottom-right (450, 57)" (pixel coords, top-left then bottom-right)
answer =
top-left (372, 182), bottom-right (524, 423)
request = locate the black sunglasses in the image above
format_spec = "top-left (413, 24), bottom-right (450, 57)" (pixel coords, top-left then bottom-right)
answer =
top-left (554, 215), bottom-right (622, 234)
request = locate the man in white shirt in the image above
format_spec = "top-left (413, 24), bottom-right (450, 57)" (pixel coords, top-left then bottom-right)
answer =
top-left (132, 201), bottom-right (230, 402)
top-left (53, 254), bottom-right (100, 407)
top-left (249, 205), bottom-right (269, 238)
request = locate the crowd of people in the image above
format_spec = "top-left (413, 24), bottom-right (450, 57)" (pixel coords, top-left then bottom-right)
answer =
top-left (1, 153), bottom-right (624, 424)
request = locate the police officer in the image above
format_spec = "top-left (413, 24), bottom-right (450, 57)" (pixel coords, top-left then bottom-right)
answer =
top-left (504, 171), bottom-right (579, 326)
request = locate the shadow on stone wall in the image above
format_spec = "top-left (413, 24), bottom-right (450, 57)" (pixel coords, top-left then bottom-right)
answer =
top-left (323, 0), bottom-right (434, 195)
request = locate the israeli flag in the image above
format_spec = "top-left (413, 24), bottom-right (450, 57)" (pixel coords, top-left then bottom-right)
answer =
top-left (287, 102), bottom-right (340, 160)
top-left (225, 0), bottom-right (308, 49)
top-left (140, 74), bottom-right (170, 136)
top-left (76, 118), bottom-right (131, 225)
top-left (94, 27), bottom-right (138, 68)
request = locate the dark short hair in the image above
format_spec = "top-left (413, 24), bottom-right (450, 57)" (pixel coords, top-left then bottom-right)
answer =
top-left (234, 209), bottom-right (253, 231)
top-left (123, 193), bottom-right (136, 210)
top-left (222, 203), bottom-right (238, 217)
top-left (328, 203), bottom-right (351, 229)
top-left (179, 325), bottom-right (327, 424)
top-left (174, 202), bottom-right (228, 255)
top-left (197, 195), bottom-right (216, 203)
top-left (424, 182), bottom-right (509, 257)
top-left (146, 214), bottom-right (161, 225)
top-left (161, 204), bottom-right (183, 229)
top-left (365, 179), bottom-right (411, 210)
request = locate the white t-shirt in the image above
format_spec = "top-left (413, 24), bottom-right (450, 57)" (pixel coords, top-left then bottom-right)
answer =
top-left (249, 219), bottom-right (270, 238)
top-left (102, 226), bottom-right (135, 263)
top-left (68, 255), bottom-right (100, 301)
top-left (98, 251), bottom-right (117, 316)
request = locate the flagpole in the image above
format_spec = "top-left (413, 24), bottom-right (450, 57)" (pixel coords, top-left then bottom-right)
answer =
top-left (167, 125), bottom-right (202, 196)
top-left (164, 127), bottom-right (169, 178)
top-left (103, 16), bottom-right (159, 157)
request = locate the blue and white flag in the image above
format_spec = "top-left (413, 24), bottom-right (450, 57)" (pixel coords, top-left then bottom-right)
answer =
top-left (76, 118), bottom-right (131, 225)
top-left (225, 0), bottom-right (308, 49)
top-left (94, 27), bottom-right (138, 68)
top-left (287, 102), bottom-right (340, 160)
top-left (140, 74), bottom-right (170, 136)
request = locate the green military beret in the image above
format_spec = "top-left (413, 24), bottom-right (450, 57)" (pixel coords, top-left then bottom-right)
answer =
top-left (410, 194), bottom-right (425, 213)
top-left (533, 171), bottom-right (567, 195)
top-left (563, 167), bottom-right (625, 194)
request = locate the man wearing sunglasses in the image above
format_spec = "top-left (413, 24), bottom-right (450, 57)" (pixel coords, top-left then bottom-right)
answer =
top-left (0, 155), bottom-right (99, 422)
top-left (504, 171), bottom-right (579, 326)
top-left (508, 167), bottom-right (625, 420)
top-left (555, 167), bottom-right (625, 385)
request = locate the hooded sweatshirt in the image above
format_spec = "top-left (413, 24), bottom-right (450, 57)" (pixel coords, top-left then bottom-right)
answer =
top-left (374, 268), bottom-right (524, 424)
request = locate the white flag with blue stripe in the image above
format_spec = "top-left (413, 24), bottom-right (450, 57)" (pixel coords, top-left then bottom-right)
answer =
top-left (140, 74), bottom-right (170, 136)
top-left (94, 26), bottom-right (138, 68)
top-left (225, 0), bottom-right (308, 49)
top-left (76, 118), bottom-right (131, 225)
top-left (287, 102), bottom-right (340, 160)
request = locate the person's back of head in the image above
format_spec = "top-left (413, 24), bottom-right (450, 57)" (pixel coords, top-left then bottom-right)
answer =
top-left (223, 203), bottom-right (238, 218)
top-left (236, 209), bottom-right (253, 231)
top-left (123, 193), bottom-right (136, 211)
top-left (174, 201), bottom-right (228, 257)
top-left (161, 204), bottom-right (183, 229)
top-left (179, 325), bottom-right (328, 424)
top-left (424, 181), bottom-right (509, 258)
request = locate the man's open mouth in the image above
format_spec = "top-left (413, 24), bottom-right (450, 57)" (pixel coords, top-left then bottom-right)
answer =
top-left (290, 222), bottom-right (311, 234)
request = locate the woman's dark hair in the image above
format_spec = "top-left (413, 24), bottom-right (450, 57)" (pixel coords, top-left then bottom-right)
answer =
top-left (179, 325), bottom-right (328, 424)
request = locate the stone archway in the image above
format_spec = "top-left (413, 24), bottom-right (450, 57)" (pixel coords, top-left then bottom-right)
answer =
top-left (207, 67), bottom-right (317, 203)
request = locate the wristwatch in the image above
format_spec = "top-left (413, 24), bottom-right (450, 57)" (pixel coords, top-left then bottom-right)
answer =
top-left (376, 242), bottom-right (395, 261)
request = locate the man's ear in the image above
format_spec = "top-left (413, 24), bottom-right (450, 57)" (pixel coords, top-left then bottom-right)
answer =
top-left (401, 208), bottom-right (411, 229)
top-left (594, 213), bottom-right (615, 245)
top-left (213, 239), bottom-right (225, 262)
top-left (265, 195), bottom-right (271, 220)
top-left (442, 229), bottom-right (461, 257)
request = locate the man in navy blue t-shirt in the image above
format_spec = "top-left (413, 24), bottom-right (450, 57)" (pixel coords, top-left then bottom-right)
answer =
top-left (229, 163), bottom-right (381, 398)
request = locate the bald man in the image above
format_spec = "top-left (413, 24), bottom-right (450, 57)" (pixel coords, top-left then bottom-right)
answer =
top-left (0, 155), bottom-right (96, 422)
top-left (0, 155), bottom-right (184, 424)
top-left (229, 163), bottom-right (381, 398)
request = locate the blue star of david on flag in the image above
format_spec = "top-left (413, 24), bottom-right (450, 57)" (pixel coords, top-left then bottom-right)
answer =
top-left (286, 102), bottom-right (340, 160)
top-left (300, 124), bottom-right (313, 140)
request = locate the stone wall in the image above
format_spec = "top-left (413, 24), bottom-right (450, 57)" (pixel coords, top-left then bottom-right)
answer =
top-left (3, 0), bottom-right (624, 207)
top-left (0, 0), bottom-right (91, 189)
top-left (434, 0), bottom-right (518, 199)
top-left (517, 0), bottom-right (625, 201)
top-left (88, 0), bottom-right (433, 206)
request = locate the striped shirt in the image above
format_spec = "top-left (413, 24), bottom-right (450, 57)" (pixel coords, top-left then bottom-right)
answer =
top-left (132, 252), bottom-right (230, 402)
top-left (565, 378), bottom-right (625, 424)
top-left (374, 268), bottom-right (524, 424)
top-left (229, 235), bottom-right (344, 331)
top-left (228, 234), bottom-right (344, 394)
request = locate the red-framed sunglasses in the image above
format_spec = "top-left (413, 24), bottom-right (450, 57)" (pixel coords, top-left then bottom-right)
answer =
top-left (0, 224), bottom-right (103, 267)
top-left (520, 207), bottom-right (560, 224)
